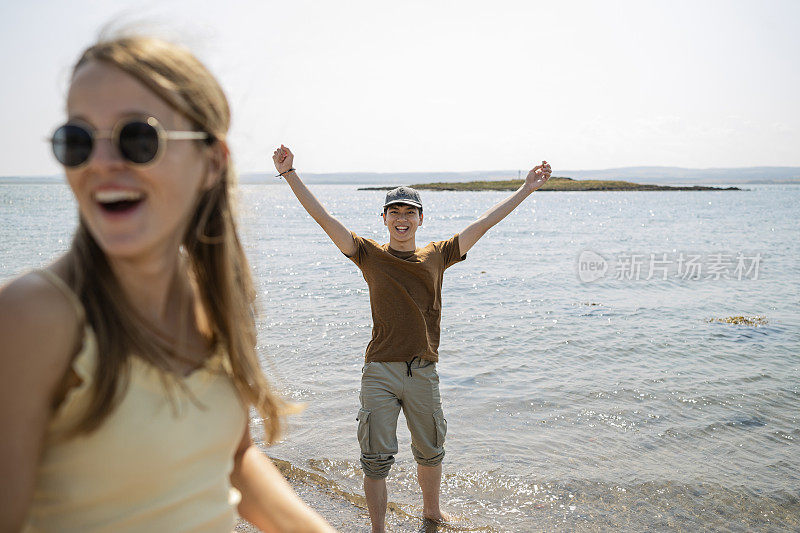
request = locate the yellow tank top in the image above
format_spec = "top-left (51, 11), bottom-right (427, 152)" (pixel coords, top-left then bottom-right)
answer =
top-left (23, 270), bottom-right (248, 533)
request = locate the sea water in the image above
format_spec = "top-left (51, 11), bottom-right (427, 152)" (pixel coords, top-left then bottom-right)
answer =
top-left (2, 181), bottom-right (798, 531)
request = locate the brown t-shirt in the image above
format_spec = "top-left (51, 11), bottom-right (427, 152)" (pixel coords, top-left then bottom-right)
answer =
top-left (345, 231), bottom-right (466, 363)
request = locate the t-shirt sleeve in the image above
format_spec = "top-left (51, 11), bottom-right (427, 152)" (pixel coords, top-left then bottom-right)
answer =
top-left (440, 234), bottom-right (467, 269)
top-left (343, 231), bottom-right (369, 267)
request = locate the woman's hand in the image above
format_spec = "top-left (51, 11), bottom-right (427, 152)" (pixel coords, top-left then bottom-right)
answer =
top-left (272, 144), bottom-right (294, 174)
top-left (525, 160), bottom-right (552, 192)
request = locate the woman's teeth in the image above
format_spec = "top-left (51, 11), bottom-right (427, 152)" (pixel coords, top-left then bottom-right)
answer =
top-left (94, 190), bottom-right (144, 203)
top-left (94, 190), bottom-right (144, 213)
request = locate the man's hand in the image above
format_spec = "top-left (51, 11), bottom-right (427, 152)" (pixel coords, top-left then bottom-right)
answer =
top-left (268, 145), bottom-right (357, 256)
top-left (525, 161), bottom-right (552, 192)
top-left (272, 144), bottom-right (294, 174)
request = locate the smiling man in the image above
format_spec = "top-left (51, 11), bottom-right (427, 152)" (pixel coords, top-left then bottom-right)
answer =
top-left (272, 144), bottom-right (551, 532)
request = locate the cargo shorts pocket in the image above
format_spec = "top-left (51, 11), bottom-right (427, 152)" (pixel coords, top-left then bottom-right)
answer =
top-left (356, 408), bottom-right (371, 453)
top-left (433, 408), bottom-right (447, 448)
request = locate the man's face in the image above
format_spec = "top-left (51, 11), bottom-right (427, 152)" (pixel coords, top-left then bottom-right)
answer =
top-left (382, 203), bottom-right (423, 243)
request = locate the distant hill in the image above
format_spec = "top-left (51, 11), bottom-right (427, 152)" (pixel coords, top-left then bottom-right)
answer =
top-left (551, 166), bottom-right (800, 184)
top-left (239, 166), bottom-right (800, 185)
top-left (3, 166), bottom-right (799, 186)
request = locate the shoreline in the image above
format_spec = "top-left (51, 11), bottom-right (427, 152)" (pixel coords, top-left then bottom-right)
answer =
top-left (235, 456), bottom-right (432, 532)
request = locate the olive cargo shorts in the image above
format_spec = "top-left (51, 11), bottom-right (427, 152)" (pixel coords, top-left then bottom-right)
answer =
top-left (357, 358), bottom-right (447, 479)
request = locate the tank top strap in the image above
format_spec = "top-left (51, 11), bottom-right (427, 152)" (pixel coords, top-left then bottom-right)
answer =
top-left (33, 269), bottom-right (86, 324)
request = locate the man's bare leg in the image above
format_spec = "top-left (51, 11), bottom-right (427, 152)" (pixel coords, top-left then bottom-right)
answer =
top-left (364, 476), bottom-right (388, 533)
top-left (417, 463), bottom-right (451, 522)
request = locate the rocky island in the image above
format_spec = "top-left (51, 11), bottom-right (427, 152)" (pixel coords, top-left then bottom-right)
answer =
top-left (359, 177), bottom-right (741, 192)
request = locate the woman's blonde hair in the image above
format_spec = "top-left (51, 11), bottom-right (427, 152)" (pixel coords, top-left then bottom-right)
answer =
top-left (64, 35), bottom-right (284, 442)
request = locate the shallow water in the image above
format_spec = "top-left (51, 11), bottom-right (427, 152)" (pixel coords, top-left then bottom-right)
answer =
top-left (2, 181), bottom-right (799, 531)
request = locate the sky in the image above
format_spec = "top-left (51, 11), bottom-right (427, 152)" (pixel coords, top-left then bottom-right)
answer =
top-left (1, 0), bottom-right (798, 177)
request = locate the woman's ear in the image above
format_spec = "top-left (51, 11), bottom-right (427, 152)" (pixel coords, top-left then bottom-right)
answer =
top-left (202, 139), bottom-right (229, 190)
top-left (419, 211), bottom-right (423, 226)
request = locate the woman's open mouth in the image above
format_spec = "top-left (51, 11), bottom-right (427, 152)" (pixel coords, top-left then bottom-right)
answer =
top-left (93, 189), bottom-right (145, 215)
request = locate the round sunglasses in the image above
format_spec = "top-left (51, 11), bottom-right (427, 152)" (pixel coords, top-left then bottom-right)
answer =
top-left (50, 116), bottom-right (211, 168)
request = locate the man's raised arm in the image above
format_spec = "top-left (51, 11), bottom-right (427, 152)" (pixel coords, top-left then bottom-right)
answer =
top-left (457, 161), bottom-right (552, 255)
top-left (272, 145), bottom-right (357, 256)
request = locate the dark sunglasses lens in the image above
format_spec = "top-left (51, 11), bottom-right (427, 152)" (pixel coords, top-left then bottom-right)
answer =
top-left (52, 124), bottom-right (93, 167)
top-left (118, 121), bottom-right (160, 164)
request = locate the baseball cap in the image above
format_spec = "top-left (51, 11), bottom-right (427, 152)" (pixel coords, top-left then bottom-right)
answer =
top-left (383, 186), bottom-right (422, 210)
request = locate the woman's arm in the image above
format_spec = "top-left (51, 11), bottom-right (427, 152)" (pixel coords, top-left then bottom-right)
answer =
top-left (272, 145), bottom-right (356, 256)
top-left (458, 161), bottom-right (552, 255)
top-left (0, 271), bottom-right (81, 531)
top-left (230, 425), bottom-right (336, 532)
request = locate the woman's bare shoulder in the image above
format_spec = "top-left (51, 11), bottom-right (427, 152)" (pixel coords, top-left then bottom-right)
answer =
top-left (0, 258), bottom-right (82, 387)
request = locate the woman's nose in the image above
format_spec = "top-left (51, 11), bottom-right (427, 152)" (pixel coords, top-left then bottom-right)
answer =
top-left (87, 138), bottom-right (126, 169)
